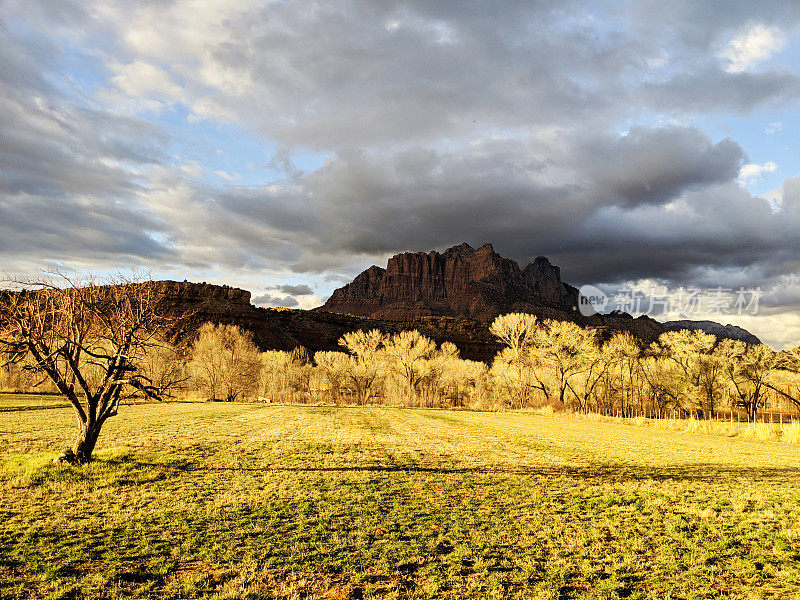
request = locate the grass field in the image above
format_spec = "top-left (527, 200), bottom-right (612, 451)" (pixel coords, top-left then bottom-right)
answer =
top-left (2, 394), bottom-right (800, 599)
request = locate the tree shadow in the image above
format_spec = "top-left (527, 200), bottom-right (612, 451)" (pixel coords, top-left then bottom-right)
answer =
top-left (100, 455), bottom-right (800, 485)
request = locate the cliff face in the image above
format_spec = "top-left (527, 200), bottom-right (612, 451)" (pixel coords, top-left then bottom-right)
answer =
top-left (153, 280), bottom-right (505, 361)
top-left (319, 243), bottom-right (581, 322)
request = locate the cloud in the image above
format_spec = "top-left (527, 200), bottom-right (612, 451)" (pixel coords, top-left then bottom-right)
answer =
top-left (720, 24), bottom-right (787, 73)
top-left (127, 129), bottom-right (798, 301)
top-left (106, 60), bottom-right (186, 113)
top-left (45, 0), bottom-right (796, 151)
top-left (250, 283), bottom-right (315, 308)
top-left (274, 284), bottom-right (314, 296)
top-left (252, 293), bottom-right (299, 308)
top-left (0, 17), bottom-right (172, 269)
top-left (1, 0), bottom-right (800, 349)
top-left (214, 170), bottom-right (239, 181)
top-left (570, 127), bottom-right (744, 207)
top-left (180, 161), bottom-right (203, 178)
top-left (739, 161), bottom-right (778, 183)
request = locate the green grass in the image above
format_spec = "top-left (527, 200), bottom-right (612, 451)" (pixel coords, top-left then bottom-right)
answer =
top-left (2, 398), bottom-right (800, 599)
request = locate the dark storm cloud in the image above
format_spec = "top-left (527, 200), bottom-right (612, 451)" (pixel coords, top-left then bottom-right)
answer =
top-left (562, 127), bottom-right (745, 207)
top-left (167, 131), bottom-right (795, 298)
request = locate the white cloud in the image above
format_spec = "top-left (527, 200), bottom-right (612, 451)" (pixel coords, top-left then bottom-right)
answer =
top-left (180, 160), bottom-right (203, 178)
top-left (111, 61), bottom-right (184, 100)
top-left (738, 161), bottom-right (777, 183)
top-left (765, 121), bottom-right (782, 135)
top-left (611, 278), bottom-right (800, 349)
top-left (720, 24), bottom-right (787, 73)
top-left (214, 170), bottom-right (239, 181)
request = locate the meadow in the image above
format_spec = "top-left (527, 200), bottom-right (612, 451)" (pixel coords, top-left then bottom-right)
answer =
top-left (2, 394), bottom-right (800, 599)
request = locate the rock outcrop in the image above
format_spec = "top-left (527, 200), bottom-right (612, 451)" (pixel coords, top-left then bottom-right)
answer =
top-left (319, 243), bottom-right (581, 322)
top-left (663, 320), bottom-right (761, 345)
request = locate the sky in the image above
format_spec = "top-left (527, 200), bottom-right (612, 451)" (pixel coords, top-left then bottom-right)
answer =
top-left (1, 0), bottom-right (800, 348)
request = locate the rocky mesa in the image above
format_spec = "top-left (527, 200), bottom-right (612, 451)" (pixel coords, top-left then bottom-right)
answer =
top-left (318, 243), bottom-right (582, 322)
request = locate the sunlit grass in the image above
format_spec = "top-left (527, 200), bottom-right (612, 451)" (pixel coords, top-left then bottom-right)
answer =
top-left (2, 396), bottom-right (800, 598)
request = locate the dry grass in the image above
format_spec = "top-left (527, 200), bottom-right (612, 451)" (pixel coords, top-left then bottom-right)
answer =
top-left (2, 393), bottom-right (800, 599)
top-left (571, 411), bottom-right (800, 444)
top-left (781, 421), bottom-right (800, 444)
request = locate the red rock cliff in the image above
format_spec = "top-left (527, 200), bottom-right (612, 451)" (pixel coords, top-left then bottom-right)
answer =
top-left (318, 243), bottom-right (582, 322)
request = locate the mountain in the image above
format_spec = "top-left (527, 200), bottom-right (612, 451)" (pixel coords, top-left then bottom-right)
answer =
top-left (154, 280), bottom-right (502, 361)
top-left (154, 279), bottom-right (663, 362)
top-left (151, 255), bottom-right (762, 363)
top-left (316, 243), bottom-right (764, 347)
top-left (318, 243), bottom-right (582, 322)
top-left (663, 320), bottom-right (761, 345)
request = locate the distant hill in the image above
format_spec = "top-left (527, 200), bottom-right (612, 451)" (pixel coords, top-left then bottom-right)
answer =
top-left (663, 319), bottom-right (761, 345)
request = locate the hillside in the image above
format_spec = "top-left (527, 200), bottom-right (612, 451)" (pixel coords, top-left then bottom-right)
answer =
top-left (154, 252), bottom-right (762, 360)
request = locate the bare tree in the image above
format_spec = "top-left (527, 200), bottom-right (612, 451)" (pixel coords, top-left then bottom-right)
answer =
top-left (339, 329), bottom-right (385, 404)
top-left (383, 330), bottom-right (437, 405)
top-left (0, 273), bottom-right (183, 463)
top-left (314, 351), bottom-right (349, 404)
top-left (654, 330), bottom-right (720, 418)
top-left (607, 333), bottom-right (642, 416)
top-left (188, 323), bottom-right (261, 402)
top-left (567, 341), bottom-right (609, 413)
top-left (717, 340), bottom-right (775, 420)
top-left (763, 346), bottom-right (800, 413)
top-left (490, 313), bottom-right (538, 354)
top-left (490, 313), bottom-right (549, 408)
top-left (532, 320), bottom-right (599, 407)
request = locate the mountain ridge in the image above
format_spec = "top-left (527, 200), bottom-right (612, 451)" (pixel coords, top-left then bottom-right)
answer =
top-left (663, 319), bottom-right (761, 345)
top-left (144, 278), bottom-right (764, 362)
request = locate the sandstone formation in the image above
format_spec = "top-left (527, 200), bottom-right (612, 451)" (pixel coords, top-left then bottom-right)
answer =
top-left (319, 243), bottom-right (582, 322)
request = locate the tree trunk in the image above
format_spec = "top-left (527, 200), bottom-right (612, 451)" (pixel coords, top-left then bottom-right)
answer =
top-left (72, 420), bottom-right (102, 464)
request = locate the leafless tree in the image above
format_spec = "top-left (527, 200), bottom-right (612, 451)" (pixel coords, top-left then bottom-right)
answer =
top-left (0, 273), bottom-right (185, 463)
top-left (764, 346), bottom-right (800, 413)
top-left (717, 340), bottom-right (775, 420)
top-left (383, 330), bottom-right (437, 405)
top-left (490, 313), bottom-right (549, 408)
top-left (188, 323), bottom-right (261, 402)
top-left (339, 329), bottom-right (385, 404)
top-left (532, 319), bottom-right (599, 407)
top-left (653, 330), bottom-right (721, 418)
